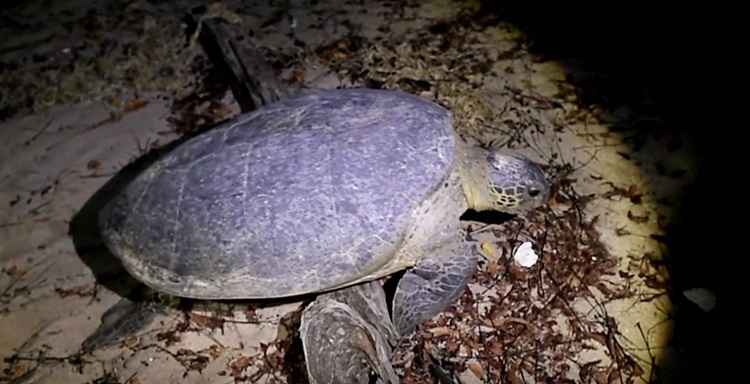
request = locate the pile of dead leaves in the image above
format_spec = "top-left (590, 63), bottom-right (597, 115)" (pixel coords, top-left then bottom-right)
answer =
top-left (394, 171), bottom-right (644, 383)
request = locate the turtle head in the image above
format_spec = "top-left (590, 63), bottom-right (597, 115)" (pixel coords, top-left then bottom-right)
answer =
top-left (458, 143), bottom-right (550, 214)
top-left (484, 151), bottom-right (550, 214)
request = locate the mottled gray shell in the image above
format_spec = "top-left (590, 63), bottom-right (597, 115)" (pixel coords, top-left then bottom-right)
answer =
top-left (99, 89), bottom-right (456, 299)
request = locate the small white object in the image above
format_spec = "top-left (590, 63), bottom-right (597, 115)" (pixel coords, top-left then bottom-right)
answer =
top-left (513, 241), bottom-right (538, 267)
top-left (458, 368), bottom-right (483, 384)
top-left (683, 288), bottom-right (717, 312)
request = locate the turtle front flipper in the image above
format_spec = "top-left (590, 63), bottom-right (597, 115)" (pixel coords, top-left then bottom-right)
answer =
top-left (392, 232), bottom-right (476, 336)
top-left (300, 281), bottom-right (399, 384)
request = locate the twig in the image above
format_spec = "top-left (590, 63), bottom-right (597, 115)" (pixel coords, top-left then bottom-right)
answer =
top-left (636, 322), bottom-right (658, 383)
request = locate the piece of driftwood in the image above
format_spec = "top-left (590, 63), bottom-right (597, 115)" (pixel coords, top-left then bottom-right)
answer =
top-left (188, 8), bottom-right (291, 112)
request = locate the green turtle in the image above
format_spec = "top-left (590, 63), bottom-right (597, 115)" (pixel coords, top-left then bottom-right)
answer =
top-left (97, 88), bottom-right (550, 383)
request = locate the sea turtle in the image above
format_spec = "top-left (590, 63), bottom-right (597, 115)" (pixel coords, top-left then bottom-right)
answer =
top-left (97, 88), bottom-right (550, 383)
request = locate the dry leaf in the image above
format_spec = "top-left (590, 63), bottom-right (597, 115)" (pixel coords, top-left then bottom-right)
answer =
top-left (428, 326), bottom-right (452, 337)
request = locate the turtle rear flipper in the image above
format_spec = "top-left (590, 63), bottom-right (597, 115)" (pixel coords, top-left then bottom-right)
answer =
top-left (301, 281), bottom-right (399, 384)
top-left (82, 295), bottom-right (163, 352)
top-left (392, 232), bottom-right (476, 337)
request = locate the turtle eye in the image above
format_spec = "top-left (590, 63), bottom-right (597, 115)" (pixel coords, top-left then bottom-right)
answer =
top-left (528, 188), bottom-right (541, 197)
